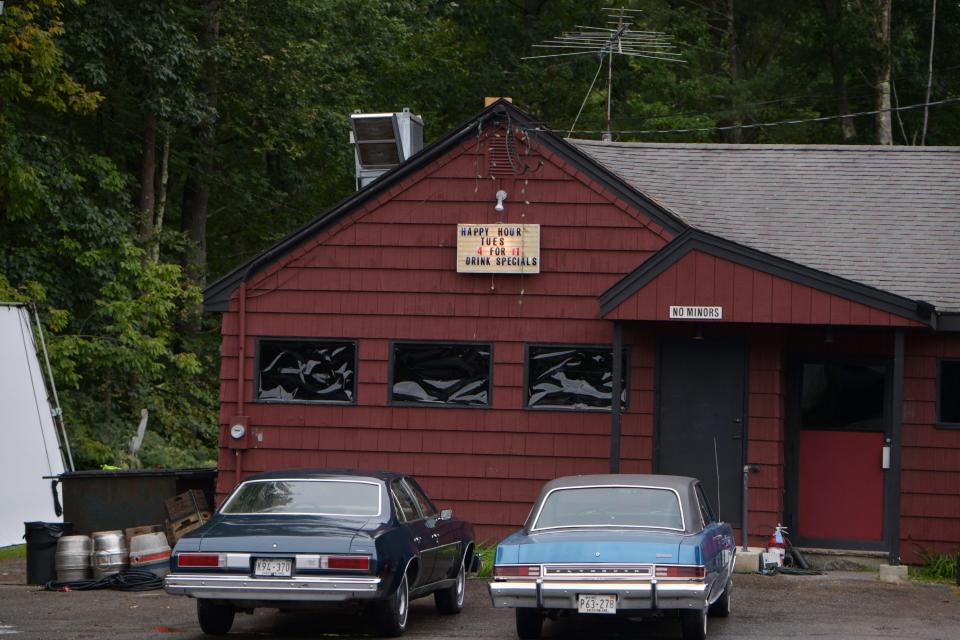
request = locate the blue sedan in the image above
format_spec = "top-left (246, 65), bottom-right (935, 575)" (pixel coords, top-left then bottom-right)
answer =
top-left (489, 474), bottom-right (736, 640)
top-left (164, 469), bottom-right (480, 637)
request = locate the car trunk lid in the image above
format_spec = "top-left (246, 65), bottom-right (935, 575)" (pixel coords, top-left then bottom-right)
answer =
top-left (196, 516), bottom-right (369, 554)
top-left (516, 529), bottom-right (683, 565)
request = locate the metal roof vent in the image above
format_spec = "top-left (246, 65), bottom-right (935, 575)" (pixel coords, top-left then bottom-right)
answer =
top-left (350, 108), bottom-right (423, 189)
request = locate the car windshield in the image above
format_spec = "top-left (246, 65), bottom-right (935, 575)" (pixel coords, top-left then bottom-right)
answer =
top-left (533, 486), bottom-right (683, 530)
top-left (221, 480), bottom-right (381, 516)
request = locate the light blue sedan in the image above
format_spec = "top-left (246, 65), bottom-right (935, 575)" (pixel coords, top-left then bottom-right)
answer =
top-left (489, 475), bottom-right (736, 640)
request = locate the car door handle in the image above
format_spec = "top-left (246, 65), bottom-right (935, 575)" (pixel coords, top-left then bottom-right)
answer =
top-left (431, 533), bottom-right (440, 540)
top-left (414, 536), bottom-right (422, 544)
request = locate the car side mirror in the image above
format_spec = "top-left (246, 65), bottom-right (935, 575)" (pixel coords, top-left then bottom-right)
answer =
top-left (440, 508), bottom-right (453, 521)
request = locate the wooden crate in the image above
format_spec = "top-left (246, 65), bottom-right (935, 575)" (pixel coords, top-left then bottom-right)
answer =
top-left (165, 510), bottom-right (212, 544)
top-left (164, 489), bottom-right (210, 522)
top-left (124, 524), bottom-right (163, 541)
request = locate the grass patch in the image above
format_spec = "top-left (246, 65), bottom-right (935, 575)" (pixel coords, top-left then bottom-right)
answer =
top-left (0, 545), bottom-right (26, 561)
top-left (474, 543), bottom-right (496, 578)
top-left (909, 550), bottom-right (958, 584)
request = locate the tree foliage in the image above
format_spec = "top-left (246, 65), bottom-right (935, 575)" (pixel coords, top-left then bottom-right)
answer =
top-left (1, 0), bottom-right (958, 469)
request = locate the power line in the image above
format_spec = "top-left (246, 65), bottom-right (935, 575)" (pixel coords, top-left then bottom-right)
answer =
top-left (565, 96), bottom-right (960, 136)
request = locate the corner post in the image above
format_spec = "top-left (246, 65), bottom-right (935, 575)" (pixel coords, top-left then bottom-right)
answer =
top-left (888, 329), bottom-right (904, 565)
top-left (610, 322), bottom-right (623, 473)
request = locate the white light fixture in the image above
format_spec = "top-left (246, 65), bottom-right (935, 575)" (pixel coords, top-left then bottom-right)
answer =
top-left (495, 190), bottom-right (507, 212)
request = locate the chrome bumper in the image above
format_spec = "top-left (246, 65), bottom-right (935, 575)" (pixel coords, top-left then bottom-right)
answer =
top-left (488, 579), bottom-right (708, 611)
top-left (164, 573), bottom-right (382, 602)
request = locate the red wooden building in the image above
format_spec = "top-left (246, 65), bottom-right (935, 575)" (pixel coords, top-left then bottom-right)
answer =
top-left (204, 101), bottom-right (960, 564)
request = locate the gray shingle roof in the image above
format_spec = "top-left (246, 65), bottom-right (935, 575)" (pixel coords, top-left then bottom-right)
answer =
top-left (571, 141), bottom-right (960, 312)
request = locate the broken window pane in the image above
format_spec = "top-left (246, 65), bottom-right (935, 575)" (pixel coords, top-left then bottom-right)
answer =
top-left (391, 343), bottom-right (491, 406)
top-left (257, 339), bottom-right (356, 403)
top-left (526, 345), bottom-right (628, 410)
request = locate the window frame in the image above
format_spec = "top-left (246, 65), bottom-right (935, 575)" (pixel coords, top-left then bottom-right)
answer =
top-left (387, 339), bottom-right (494, 409)
top-left (523, 343), bottom-right (630, 412)
top-left (937, 358), bottom-right (960, 428)
top-left (253, 336), bottom-right (359, 405)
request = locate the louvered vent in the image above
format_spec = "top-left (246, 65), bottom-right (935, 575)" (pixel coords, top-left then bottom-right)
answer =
top-left (487, 132), bottom-right (519, 177)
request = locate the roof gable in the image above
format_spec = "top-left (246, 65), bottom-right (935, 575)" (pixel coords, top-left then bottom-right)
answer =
top-left (204, 101), bottom-right (687, 312)
top-left (600, 230), bottom-right (932, 327)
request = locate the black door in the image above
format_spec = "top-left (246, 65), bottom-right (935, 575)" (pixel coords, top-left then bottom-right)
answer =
top-left (656, 338), bottom-right (747, 528)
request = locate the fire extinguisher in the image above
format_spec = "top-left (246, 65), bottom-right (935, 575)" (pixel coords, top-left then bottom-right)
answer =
top-left (767, 524), bottom-right (787, 567)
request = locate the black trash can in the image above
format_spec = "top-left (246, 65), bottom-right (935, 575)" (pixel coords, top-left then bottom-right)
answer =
top-left (24, 521), bottom-right (74, 585)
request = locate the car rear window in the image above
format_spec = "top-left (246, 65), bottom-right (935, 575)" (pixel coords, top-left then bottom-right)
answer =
top-left (533, 486), bottom-right (683, 530)
top-left (221, 480), bottom-right (381, 516)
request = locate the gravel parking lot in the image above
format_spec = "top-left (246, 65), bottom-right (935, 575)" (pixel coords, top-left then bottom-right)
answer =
top-left (1, 565), bottom-right (959, 640)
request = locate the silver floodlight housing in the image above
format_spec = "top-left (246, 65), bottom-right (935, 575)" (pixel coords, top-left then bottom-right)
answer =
top-left (350, 108), bottom-right (423, 189)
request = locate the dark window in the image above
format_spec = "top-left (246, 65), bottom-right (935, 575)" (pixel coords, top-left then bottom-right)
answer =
top-left (800, 362), bottom-right (885, 430)
top-left (939, 360), bottom-right (960, 425)
top-left (526, 345), bottom-right (627, 410)
top-left (391, 481), bottom-right (419, 522)
top-left (391, 342), bottom-right (491, 406)
top-left (257, 339), bottom-right (356, 403)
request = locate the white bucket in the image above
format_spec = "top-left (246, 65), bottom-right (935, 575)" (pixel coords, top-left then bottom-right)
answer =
top-left (129, 532), bottom-right (171, 577)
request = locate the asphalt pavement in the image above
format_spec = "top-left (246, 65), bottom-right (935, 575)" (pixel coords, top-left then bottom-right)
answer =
top-left (0, 571), bottom-right (958, 639)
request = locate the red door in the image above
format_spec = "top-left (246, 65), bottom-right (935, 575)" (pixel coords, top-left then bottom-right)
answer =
top-left (793, 362), bottom-right (887, 545)
top-left (797, 431), bottom-right (884, 540)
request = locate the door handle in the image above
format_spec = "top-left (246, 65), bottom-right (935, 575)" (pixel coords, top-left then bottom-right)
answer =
top-left (431, 533), bottom-right (440, 540)
top-left (414, 536), bottom-right (422, 544)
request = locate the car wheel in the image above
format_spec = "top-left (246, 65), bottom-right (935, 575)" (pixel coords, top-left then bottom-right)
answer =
top-left (708, 579), bottom-right (732, 618)
top-left (375, 572), bottom-right (410, 637)
top-left (197, 600), bottom-right (234, 636)
top-left (515, 608), bottom-right (543, 640)
top-left (680, 607), bottom-right (708, 640)
top-left (434, 556), bottom-right (466, 614)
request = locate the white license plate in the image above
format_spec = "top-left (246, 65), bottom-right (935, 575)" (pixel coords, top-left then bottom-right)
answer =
top-left (254, 558), bottom-right (293, 577)
top-left (577, 594), bottom-right (617, 614)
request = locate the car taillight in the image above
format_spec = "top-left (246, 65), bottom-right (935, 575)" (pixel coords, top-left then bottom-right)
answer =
top-left (494, 565), bottom-right (541, 578)
top-left (326, 555), bottom-right (370, 571)
top-left (655, 565), bottom-right (705, 579)
top-left (177, 553), bottom-right (224, 568)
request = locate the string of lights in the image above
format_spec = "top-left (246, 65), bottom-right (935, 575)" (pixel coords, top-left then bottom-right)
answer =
top-left (565, 96), bottom-right (960, 137)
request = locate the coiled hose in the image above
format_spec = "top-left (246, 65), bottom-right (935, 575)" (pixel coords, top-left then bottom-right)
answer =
top-left (45, 569), bottom-right (164, 592)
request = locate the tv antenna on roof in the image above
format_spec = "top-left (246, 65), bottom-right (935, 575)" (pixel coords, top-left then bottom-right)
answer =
top-left (523, 6), bottom-right (685, 140)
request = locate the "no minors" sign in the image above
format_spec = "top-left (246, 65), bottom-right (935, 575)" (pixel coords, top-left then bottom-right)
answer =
top-left (669, 306), bottom-right (723, 320)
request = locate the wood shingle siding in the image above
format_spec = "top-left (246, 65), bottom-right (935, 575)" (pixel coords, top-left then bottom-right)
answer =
top-left (216, 122), bottom-right (671, 540)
